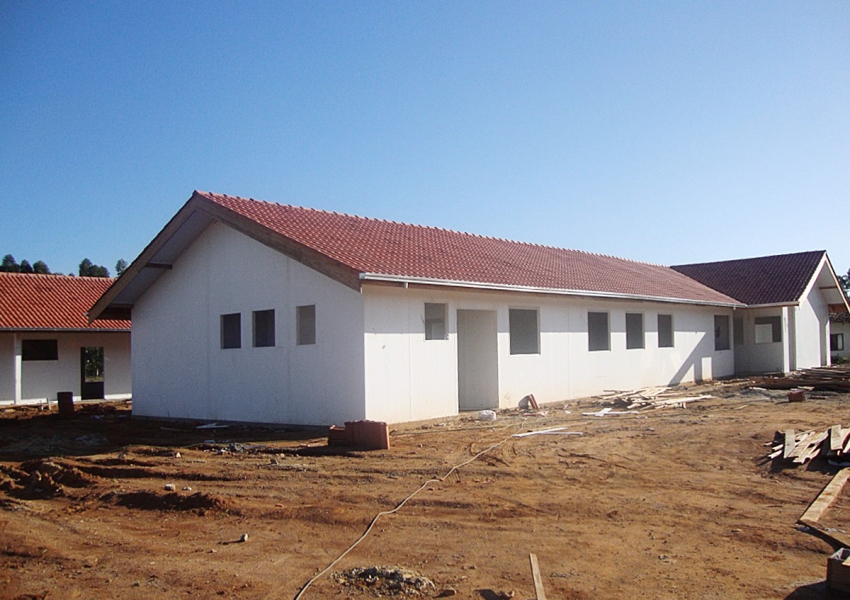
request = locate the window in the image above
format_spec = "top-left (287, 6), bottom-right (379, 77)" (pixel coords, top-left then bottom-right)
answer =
top-left (658, 314), bottom-right (674, 348)
top-left (22, 339), bottom-right (58, 361)
top-left (832, 333), bottom-right (845, 352)
top-left (424, 303), bottom-right (447, 340)
top-left (626, 313), bottom-right (644, 349)
top-left (714, 315), bottom-right (730, 351)
top-left (754, 316), bottom-right (782, 344)
top-left (588, 312), bottom-right (609, 351)
top-left (296, 305), bottom-right (316, 346)
top-left (733, 318), bottom-right (744, 345)
top-left (509, 308), bottom-right (539, 354)
top-left (221, 313), bottom-right (241, 349)
top-left (253, 309), bottom-right (275, 347)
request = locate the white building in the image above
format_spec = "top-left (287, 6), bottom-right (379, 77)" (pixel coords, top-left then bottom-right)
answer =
top-left (673, 252), bottom-right (849, 375)
top-left (0, 273), bottom-right (131, 405)
top-left (89, 191), bottom-right (849, 426)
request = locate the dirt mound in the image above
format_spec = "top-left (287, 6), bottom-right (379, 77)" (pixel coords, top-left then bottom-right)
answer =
top-left (0, 459), bottom-right (98, 499)
top-left (102, 490), bottom-right (232, 514)
top-left (335, 565), bottom-right (436, 596)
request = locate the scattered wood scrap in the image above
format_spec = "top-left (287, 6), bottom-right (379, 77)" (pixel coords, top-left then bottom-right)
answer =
top-left (594, 387), bottom-right (712, 410)
top-left (766, 424), bottom-right (850, 464)
top-left (751, 365), bottom-right (850, 392)
top-left (797, 470), bottom-right (850, 551)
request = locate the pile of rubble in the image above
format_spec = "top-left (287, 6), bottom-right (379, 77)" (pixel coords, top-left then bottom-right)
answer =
top-left (594, 387), bottom-right (712, 410)
top-left (751, 365), bottom-right (850, 392)
top-left (766, 425), bottom-right (850, 466)
top-left (334, 565), bottom-right (436, 596)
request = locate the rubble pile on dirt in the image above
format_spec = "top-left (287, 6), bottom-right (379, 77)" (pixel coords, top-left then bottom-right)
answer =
top-left (595, 387), bottom-right (712, 410)
top-left (0, 458), bottom-right (97, 499)
top-left (751, 365), bottom-right (850, 392)
top-left (766, 424), bottom-right (850, 465)
top-left (335, 566), bottom-right (436, 596)
top-left (99, 489), bottom-right (234, 514)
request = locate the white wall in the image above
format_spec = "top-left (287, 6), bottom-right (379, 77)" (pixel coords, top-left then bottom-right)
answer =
top-left (131, 223), bottom-right (365, 426)
top-left (733, 307), bottom-right (787, 375)
top-left (0, 331), bottom-right (131, 404)
top-left (362, 285), bottom-right (735, 422)
top-left (795, 280), bottom-right (830, 369)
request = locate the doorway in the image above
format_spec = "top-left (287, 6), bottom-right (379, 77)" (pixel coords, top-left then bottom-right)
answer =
top-left (81, 346), bottom-right (105, 400)
top-left (456, 310), bottom-right (498, 411)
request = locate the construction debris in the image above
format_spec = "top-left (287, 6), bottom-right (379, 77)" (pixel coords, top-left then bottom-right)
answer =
top-left (751, 365), bottom-right (850, 392)
top-left (766, 425), bottom-right (850, 464)
top-left (594, 387), bottom-right (712, 410)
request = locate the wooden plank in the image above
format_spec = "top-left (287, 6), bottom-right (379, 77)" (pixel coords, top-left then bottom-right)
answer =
top-left (788, 431), bottom-right (816, 459)
top-left (831, 426), bottom-right (844, 451)
top-left (799, 469), bottom-right (850, 525)
top-left (529, 553), bottom-right (547, 600)
top-left (783, 429), bottom-right (796, 459)
top-left (793, 431), bottom-right (829, 464)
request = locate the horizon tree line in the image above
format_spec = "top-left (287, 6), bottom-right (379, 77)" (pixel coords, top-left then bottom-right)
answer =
top-left (1, 254), bottom-right (128, 278)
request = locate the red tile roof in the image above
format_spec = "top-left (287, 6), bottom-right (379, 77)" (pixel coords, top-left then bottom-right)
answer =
top-left (194, 191), bottom-right (740, 305)
top-left (671, 251), bottom-right (826, 306)
top-left (0, 273), bottom-right (131, 331)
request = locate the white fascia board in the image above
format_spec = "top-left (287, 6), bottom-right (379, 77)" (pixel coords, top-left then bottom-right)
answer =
top-left (359, 273), bottom-right (744, 308)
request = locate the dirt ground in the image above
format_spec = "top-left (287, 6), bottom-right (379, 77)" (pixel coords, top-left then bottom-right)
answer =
top-left (2, 382), bottom-right (849, 600)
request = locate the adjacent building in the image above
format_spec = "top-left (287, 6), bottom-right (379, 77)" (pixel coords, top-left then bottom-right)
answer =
top-left (1, 273), bottom-right (131, 405)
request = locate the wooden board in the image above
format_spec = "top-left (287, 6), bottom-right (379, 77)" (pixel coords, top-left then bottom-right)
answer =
top-left (831, 426), bottom-right (844, 452)
top-left (529, 553), bottom-right (547, 600)
top-left (783, 429), bottom-right (796, 459)
top-left (799, 469), bottom-right (850, 525)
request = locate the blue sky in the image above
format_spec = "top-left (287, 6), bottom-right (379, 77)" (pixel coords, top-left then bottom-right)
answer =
top-left (1, 1), bottom-right (848, 278)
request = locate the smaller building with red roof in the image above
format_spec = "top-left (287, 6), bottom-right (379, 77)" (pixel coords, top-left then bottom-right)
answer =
top-left (0, 273), bottom-right (131, 405)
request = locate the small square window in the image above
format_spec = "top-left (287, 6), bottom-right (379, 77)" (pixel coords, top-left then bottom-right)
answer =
top-left (297, 305), bottom-right (316, 346)
top-left (588, 312), bottom-right (609, 351)
top-left (509, 308), bottom-right (539, 355)
top-left (626, 313), bottom-right (644, 349)
top-left (22, 339), bottom-right (58, 361)
top-left (658, 314), bottom-right (674, 348)
top-left (425, 303), bottom-right (447, 340)
top-left (253, 309), bottom-right (275, 348)
top-left (221, 313), bottom-right (241, 349)
top-left (754, 316), bottom-right (782, 344)
top-left (715, 315), bottom-right (730, 351)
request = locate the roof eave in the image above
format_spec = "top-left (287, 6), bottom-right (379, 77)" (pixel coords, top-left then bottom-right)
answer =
top-left (359, 273), bottom-right (745, 308)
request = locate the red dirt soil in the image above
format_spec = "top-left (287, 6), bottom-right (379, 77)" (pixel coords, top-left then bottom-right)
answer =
top-left (1, 382), bottom-right (848, 599)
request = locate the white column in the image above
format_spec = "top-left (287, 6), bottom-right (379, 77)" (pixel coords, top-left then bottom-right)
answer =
top-left (13, 333), bottom-right (22, 405)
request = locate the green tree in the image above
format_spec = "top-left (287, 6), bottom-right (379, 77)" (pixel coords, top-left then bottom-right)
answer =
top-left (79, 258), bottom-right (110, 278)
top-left (115, 258), bottom-right (127, 276)
top-left (840, 268), bottom-right (850, 299)
top-left (1, 254), bottom-right (20, 272)
top-left (32, 260), bottom-right (50, 274)
top-left (19, 259), bottom-right (33, 273)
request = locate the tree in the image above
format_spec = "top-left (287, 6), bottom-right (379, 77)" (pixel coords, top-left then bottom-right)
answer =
top-left (1, 254), bottom-right (20, 272)
top-left (115, 258), bottom-right (128, 277)
top-left (79, 258), bottom-right (110, 278)
top-left (19, 259), bottom-right (33, 273)
top-left (32, 260), bottom-right (50, 274)
top-left (840, 268), bottom-right (850, 300)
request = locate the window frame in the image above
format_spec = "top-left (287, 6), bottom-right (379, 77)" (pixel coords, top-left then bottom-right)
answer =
top-left (252, 309), bottom-right (276, 348)
top-left (754, 316), bottom-right (782, 344)
top-left (21, 339), bottom-right (59, 361)
top-left (296, 304), bottom-right (316, 346)
top-left (509, 308), bottom-right (540, 355)
top-left (658, 314), bottom-right (674, 348)
top-left (714, 315), bottom-right (730, 351)
top-left (625, 313), bottom-right (644, 350)
top-left (220, 313), bottom-right (241, 349)
top-left (424, 303), bottom-right (448, 341)
top-left (831, 333), bottom-right (845, 352)
top-left (588, 311), bottom-right (610, 352)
